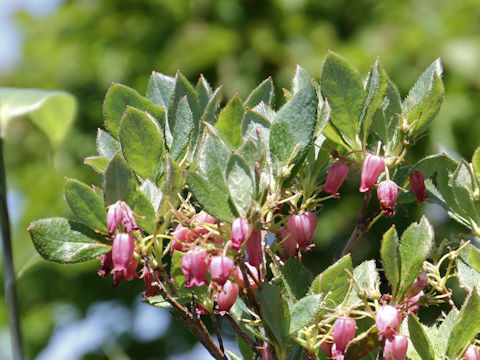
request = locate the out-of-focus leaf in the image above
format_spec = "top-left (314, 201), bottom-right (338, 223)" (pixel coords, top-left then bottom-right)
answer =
top-left (0, 87), bottom-right (76, 149)
top-left (380, 226), bottom-right (401, 297)
top-left (215, 94), bottom-right (245, 148)
top-left (470, 245), bottom-right (480, 274)
top-left (103, 152), bottom-right (137, 206)
top-left (65, 178), bottom-right (108, 233)
top-left (245, 77), bottom-right (274, 108)
top-left (225, 154), bottom-right (254, 216)
top-left (28, 217), bottom-right (109, 264)
top-left (289, 295), bottom-right (323, 334)
top-left (257, 284), bottom-right (290, 346)
top-left (408, 315), bottom-right (435, 360)
top-left (472, 147), bottom-right (480, 178)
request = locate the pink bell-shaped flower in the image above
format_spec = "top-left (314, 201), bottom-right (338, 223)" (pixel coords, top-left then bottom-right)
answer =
top-left (231, 218), bottom-right (251, 251)
top-left (192, 211), bottom-right (216, 235)
top-left (97, 251), bottom-right (113, 278)
top-left (246, 229), bottom-right (263, 267)
top-left (376, 305), bottom-right (401, 340)
top-left (209, 256), bottom-right (234, 286)
top-left (171, 223), bottom-right (196, 255)
top-left (464, 346), bottom-right (480, 360)
top-left (287, 212), bottom-right (317, 251)
top-left (359, 154), bottom-right (385, 193)
top-left (409, 170), bottom-right (429, 204)
top-left (405, 273), bottom-right (428, 298)
top-left (377, 180), bottom-right (398, 217)
top-left (235, 263), bottom-right (259, 290)
top-left (107, 201), bottom-right (140, 233)
top-left (384, 334), bottom-right (408, 360)
top-left (280, 227), bottom-right (297, 256)
top-left (332, 316), bottom-right (357, 353)
top-left (216, 280), bottom-right (239, 314)
top-left (261, 342), bottom-right (271, 360)
top-left (112, 233), bottom-right (135, 279)
top-left (182, 248), bottom-right (209, 288)
top-left (322, 161), bottom-right (349, 198)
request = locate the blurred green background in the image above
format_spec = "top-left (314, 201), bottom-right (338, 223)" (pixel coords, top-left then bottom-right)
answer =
top-left (1, 0), bottom-right (480, 358)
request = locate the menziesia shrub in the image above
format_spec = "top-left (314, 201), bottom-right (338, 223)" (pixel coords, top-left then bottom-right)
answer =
top-left (28, 51), bottom-right (480, 359)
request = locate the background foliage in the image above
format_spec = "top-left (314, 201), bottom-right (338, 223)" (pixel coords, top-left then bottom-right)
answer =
top-left (1, 0), bottom-right (480, 358)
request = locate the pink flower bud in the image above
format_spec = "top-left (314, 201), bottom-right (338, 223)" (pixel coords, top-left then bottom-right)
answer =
top-left (359, 154), bottom-right (385, 193)
top-left (280, 228), bottom-right (297, 256)
top-left (377, 180), bottom-right (398, 217)
top-left (376, 305), bottom-right (401, 340)
top-left (107, 202), bottom-right (124, 233)
top-left (320, 339), bottom-right (333, 358)
top-left (192, 211), bottom-right (216, 235)
top-left (262, 342), bottom-right (271, 360)
top-left (409, 170), bottom-right (429, 204)
top-left (322, 161), bottom-right (349, 198)
top-left (231, 218), bottom-right (251, 251)
top-left (246, 229), bottom-right (263, 267)
top-left (332, 316), bottom-right (357, 353)
top-left (404, 291), bottom-right (423, 315)
top-left (97, 251), bottom-right (113, 278)
top-left (209, 256), bottom-right (234, 285)
top-left (112, 233), bottom-right (135, 278)
top-left (464, 346), bottom-right (480, 360)
top-left (405, 273), bottom-right (428, 298)
top-left (171, 224), bottom-right (196, 255)
top-left (182, 248), bottom-right (209, 288)
top-left (140, 266), bottom-right (157, 297)
top-left (216, 280), bottom-right (239, 314)
top-left (384, 334), bottom-right (408, 360)
top-left (287, 212), bottom-right (317, 251)
top-left (235, 263), bottom-right (259, 289)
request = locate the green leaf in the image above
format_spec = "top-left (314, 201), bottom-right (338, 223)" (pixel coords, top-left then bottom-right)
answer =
top-left (281, 257), bottom-right (312, 301)
top-left (139, 179), bottom-right (162, 212)
top-left (446, 288), bottom-right (480, 358)
top-left (470, 245), bottom-right (480, 274)
top-left (257, 284), bottom-right (290, 345)
top-left (472, 147), bottom-right (480, 178)
top-left (360, 58), bottom-right (388, 143)
top-left (241, 109), bottom-right (271, 150)
top-left (65, 178), bottom-right (108, 233)
top-left (398, 216), bottom-right (433, 299)
top-left (146, 72), bottom-right (175, 111)
top-left (144, 295), bottom-right (191, 308)
top-left (310, 254), bottom-right (352, 308)
top-left (96, 129), bottom-right (121, 158)
top-left (104, 83), bottom-right (165, 139)
top-left (289, 295), bottom-right (323, 334)
top-left (434, 309), bottom-right (458, 358)
top-left (451, 161), bottom-right (480, 226)
top-left (186, 172), bottom-right (235, 222)
top-left (200, 86), bottom-right (222, 125)
top-left (119, 106), bottom-right (165, 180)
top-left (84, 156), bottom-right (109, 174)
top-left (292, 65), bottom-right (311, 94)
top-left (269, 83), bottom-right (317, 165)
top-left (215, 94), bottom-right (245, 148)
top-left (0, 87), bottom-right (76, 149)
top-left (225, 154), bottom-right (254, 216)
top-left (28, 217), bottom-right (110, 264)
top-left (380, 226), bottom-right (401, 297)
top-left (133, 190), bottom-right (156, 234)
top-left (196, 74), bottom-right (213, 110)
top-left (225, 350), bottom-right (243, 360)
top-left (170, 250), bottom-right (191, 297)
top-left (346, 260), bottom-right (380, 306)
top-left (344, 326), bottom-right (379, 360)
top-left (320, 51), bottom-right (365, 149)
top-left (162, 154), bottom-right (183, 211)
top-left (245, 77), bottom-right (274, 108)
top-left (103, 152), bottom-right (137, 206)
top-left (408, 315), bottom-right (435, 360)
top-left (170, 96), bottom-right (194, 161)
top-left (456, 244), bottom-right (480, 291)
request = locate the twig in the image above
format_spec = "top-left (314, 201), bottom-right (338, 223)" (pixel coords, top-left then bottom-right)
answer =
top-left (303, 348), bottom-right (317, 360)
top-left (0, 138), bottom-right (24, 360)
top-left (225, 313), bottom-right (261, 356)
top-left (210, 313), bottom-right (225, 354)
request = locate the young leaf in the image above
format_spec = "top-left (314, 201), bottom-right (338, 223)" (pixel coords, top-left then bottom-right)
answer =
top-left (215, 94), bottom-right (245, 148)
top-left (408, 315), bottom-right (435, 360)
top-left (103, 152), bottom-right (137, 206)
top-left (292, 65), bottom-right (311, 94)
top-left (104, 83), bottom-right (165, 139)
top-left (269, 83), bottom-right (317, 165)
top-left (380, 226), bottom-right (401, 297)
top-left (146, 71), bottom-right (175, 111)
top-left (28, 217), bottom-right (110, 264)
top-left (245, 77), bottom-right (274, 108)
top-left (133, 190), bottom-right (156, 234)
top-left (225, 154), bottom-right (254, 216)
top-left (398, 216), bottom-right (433, 299)
top-left (65, 178), bottom-right (108, 233)
top-left (289, 295), bottom-right (323, 334)
top-left (257, 284), bottom-right (291, 346)
top-left (96, 129), bottom-right (121, 158)
top-left (446, 288), bottom-right (480, 358)
top-left (170, 96), bottom-right (194, 161)
top-left (320, 51), bottom-right (365, 149)
top-left (119, 106), bottom-right (165, 180)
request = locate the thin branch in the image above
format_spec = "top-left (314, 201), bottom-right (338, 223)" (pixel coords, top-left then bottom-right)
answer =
top-left (210, 313), bottom-right (225, 355)
top-left (224, 314), bottom-right (261, 357)
top-left (0, 138), bottom-right (24, 360)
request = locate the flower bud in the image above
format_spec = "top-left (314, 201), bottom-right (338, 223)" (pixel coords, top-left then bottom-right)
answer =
top-left (231, 218), bottom-right (251, 251)
top-left (287, 212), bottom-right (317, 251)
top-left (235, 263), bottom-right (259, 289)
top-left (192, 211), bottom-right (216, 235)
top-left (377, 180), bottom-right (398, 217)
top-left (171, 223), bottom-right (196, 255)
top-left (262, 342), bottom-right (271, 360)
top-left (97, 251), bottom-right (113, 278)
top-left (405, 273), bottom-right (428, 298)
top-left (209, 256), bottom-right (234, 286)
top-left (181, 248), bottom-right (209, 288)
top-left (384, 334), bottom-right (408, 360)
top-left (216, 280), bottom-right (239, 314)
top-left (409, 170), bottom-right (429, 204)
top-left (320, 339), bottom-right (333, 358)
top-left (112, 233), bottom-right (135, 278)
top-left (280, 227), bottom-right (297, 256)
top-left (376, 305), bottom-right (401, 340)
top-left (140, 266), bottom-right (157, 297)
top-left (322, 161), bottom-right (349, 198)
top-left (107, 201), bottom-right (123, 233)
top-left (332, 316), bottom-right (357, 353)
top-left (405, 291), bottom-right (423, 314)
top-left (246, 229), bottom-right (263, 267)
top-left (359, 154), bottom-right (385, 193)
top-left (464, 346), bottom-right (480, 360)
